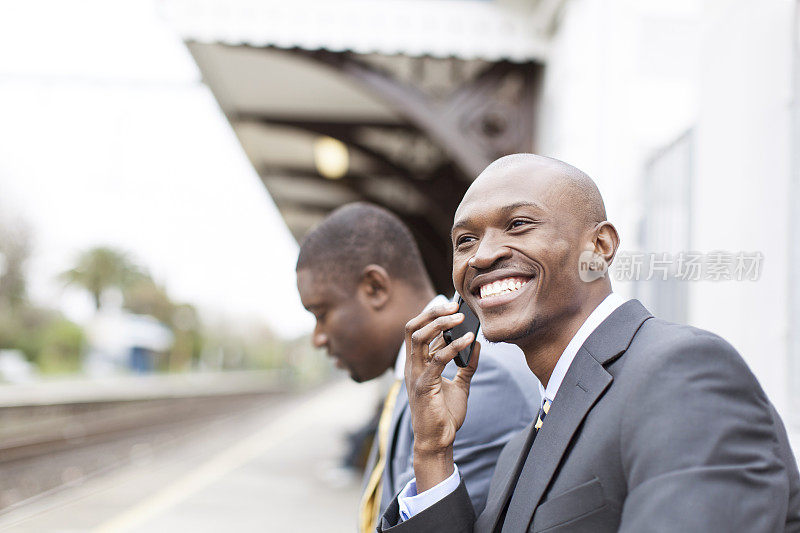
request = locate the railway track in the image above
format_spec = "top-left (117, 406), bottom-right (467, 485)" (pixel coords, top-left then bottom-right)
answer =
top-left (0, 373), bottom-right (297, 514)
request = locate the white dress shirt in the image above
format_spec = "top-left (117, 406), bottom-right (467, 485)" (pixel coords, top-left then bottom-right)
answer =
top-left (397, 292), bottom-right (628, 521)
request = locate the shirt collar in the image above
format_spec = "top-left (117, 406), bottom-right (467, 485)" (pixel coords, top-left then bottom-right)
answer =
top-left (395, 294), bottom-right (451, 380)
top-left (538, 293), bottom-right (627, 402)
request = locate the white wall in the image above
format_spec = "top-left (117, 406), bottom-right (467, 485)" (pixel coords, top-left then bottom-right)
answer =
top-left (538, 0), bottom-right (700, 298)
top-left (540, 0), bottom-right (797, 432)
top-left (691, 0), bottom-right (794, 420)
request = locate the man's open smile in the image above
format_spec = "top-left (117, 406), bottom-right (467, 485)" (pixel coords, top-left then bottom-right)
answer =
top-left (469, 271), bottom-right (536, 310)
top-left (478, 276), bottom-right (530, 299)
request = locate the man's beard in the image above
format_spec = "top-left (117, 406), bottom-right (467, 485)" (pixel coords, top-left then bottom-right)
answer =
top-left (482, 315), bottom-right (542, 345)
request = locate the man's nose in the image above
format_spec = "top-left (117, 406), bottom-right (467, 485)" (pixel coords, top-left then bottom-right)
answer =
top-left (312, 329), bottom-right (328, 349)
top-left (468, 231), bottom-right (512, 269)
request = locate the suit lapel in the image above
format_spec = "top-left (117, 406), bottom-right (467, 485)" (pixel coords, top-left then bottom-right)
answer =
top-left (475, 420), bottom-right (538, 532)
top-left (361, 431), bottom-right (379, 495)
top-left (500, 349), bottom-right (612, 532)
top-left (497, 300), bottom-right (653, 532)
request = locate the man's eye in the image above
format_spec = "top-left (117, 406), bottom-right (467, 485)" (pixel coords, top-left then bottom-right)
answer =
top-left (510, 219), bottom-right (531, 229)
top-left (456, 236), bottom-right (476, 247)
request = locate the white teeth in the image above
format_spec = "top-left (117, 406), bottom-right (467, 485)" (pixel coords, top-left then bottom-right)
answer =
top-left (479, 277), bottom-right (528, 299)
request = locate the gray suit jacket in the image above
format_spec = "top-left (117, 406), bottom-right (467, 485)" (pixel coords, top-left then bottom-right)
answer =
top-left (364, 330), bottom-right (541, 524)
top-left (378, 300), bottom-right (800, 532)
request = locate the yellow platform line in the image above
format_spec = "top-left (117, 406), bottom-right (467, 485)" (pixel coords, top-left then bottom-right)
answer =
top-left (93, 381), bottom-right (353, 533)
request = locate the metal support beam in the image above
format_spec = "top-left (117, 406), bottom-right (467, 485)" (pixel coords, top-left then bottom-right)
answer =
top-left (284, 49), bottom-right (542, 180)
top-left (295, 49), bottom-right (492, 179)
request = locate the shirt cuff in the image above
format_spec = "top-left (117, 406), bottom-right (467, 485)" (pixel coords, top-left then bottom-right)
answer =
top-left (397, 465), bottom-right (461, 522)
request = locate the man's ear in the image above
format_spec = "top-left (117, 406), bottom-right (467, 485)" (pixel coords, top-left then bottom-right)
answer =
top-left (593, 221), bottom-right (620, 266)
top-left (357, 265), bottom-right (391, 310)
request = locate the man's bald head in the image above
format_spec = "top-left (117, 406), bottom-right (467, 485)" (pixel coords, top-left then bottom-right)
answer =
top-left (472, 153), bottom-right (607, 228)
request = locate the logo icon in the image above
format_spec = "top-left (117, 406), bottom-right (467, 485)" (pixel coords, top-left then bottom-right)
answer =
top-left (578, 250), bottom-right (608, 282)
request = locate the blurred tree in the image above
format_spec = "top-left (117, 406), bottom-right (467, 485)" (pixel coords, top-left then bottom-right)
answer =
top-left (0, 218), bottom-right (32, 311)
top-left (53, 245), bottom-right (304, 376)
top-left (198, 320), bottom-right (297, 373)
top-left (61, 247), bottom-right (145, 310)
top-left (0, 308), bottom-right (23, 351)
top-left (123, 276), bottom-right (174, 324)
top-left (8, 306), bottom-right (85, 374)
top-left (32, 317), bottom-right (85, 374)
top-left (168, 303), bottom-right (202, 371)
top-left (122, 277), bottom-right (203, 371)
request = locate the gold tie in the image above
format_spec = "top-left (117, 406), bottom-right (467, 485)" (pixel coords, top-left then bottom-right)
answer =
top-left (534, 397), bottom-right (552, 432)
top-left (358, 379), bottom-right (402, 533)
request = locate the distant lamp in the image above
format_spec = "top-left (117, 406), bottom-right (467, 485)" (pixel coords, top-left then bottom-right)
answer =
top-left (313, 136), bottom-right (349, 179)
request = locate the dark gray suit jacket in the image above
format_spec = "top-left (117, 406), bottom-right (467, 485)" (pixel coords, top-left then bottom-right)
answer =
top-left (378, 300), bottom-right (800, 532)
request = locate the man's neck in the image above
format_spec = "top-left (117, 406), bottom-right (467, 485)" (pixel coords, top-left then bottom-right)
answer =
top-left (391, 285), bottom-right (437, 369)
top-left (520, 290), bottom-right (611, 388)
top-left (409, 287), bottom-right (437, 317)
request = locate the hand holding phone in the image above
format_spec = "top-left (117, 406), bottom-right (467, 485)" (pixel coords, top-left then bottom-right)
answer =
top-left (403, 300), bottom-right (480, 493)
top-left (443, 295), bottom-right (480, 367)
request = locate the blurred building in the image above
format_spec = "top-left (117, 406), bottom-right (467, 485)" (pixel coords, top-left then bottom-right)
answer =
top-left (85, 291), bottom-right (174, 375)
top-left (163, 0), bottom-right (800, 444)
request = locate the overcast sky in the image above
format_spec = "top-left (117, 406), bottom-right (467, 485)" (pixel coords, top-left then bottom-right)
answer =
top-left (0, 0), bottom-right (314, 337)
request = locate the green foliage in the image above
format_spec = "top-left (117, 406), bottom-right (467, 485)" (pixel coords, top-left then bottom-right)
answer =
top-left (0, 305), bottom-right (85, 374)
top-left (0, 235), bottom-right (303, 378)
top-left (61, 247), bottom-right (146, 309)
top-left (243, 336), bottom-right (287, 370)
top-left (0, 217), bottom-right (83, 374)
top-left (122, 279), bottom-right (204, 371)
top-left (8, 306), bottom-right (54, 358)
top-left (35, 318), bottom-right (85, 374)
top-left (123, 277), bottom-right (174, 324)
top-left (198, 323), bottom-right (292, 372)
top-left (0, 308), bottom-right (23, 350)
top-left (58, 245), bottom-right (209, 373)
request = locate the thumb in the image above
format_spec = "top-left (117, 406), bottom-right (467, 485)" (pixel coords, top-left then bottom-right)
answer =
top-left (452, 341), bottom-right (480, 394)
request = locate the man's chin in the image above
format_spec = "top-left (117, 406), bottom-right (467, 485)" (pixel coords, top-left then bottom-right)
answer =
top-left (480, 327), bottom-right (505, 344)
top-left (347, 366), bottom-right (380, 384)
top-left (347, 369), bottom-right (367, 383)
top-left (480, 314), bottom-right (537, 345)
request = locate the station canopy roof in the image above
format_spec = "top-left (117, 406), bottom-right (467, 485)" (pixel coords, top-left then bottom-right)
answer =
top-left (162, 0), bottom-right (561, 62)
top-left (162, 0), bottom-right (562, 290)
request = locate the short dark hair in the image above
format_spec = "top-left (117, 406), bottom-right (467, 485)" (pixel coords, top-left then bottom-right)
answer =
top-left (296, 202), bottom-right (432, 291)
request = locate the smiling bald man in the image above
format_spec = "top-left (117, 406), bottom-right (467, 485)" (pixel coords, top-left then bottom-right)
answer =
top-left (378, 154), bottom-right (800, 532)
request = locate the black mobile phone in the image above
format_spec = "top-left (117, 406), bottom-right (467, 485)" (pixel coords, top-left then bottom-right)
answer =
top-left (442, 294), bottom-right (480, 367)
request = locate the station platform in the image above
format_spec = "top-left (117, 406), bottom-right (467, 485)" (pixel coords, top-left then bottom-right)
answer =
top-left (0, 378), bottom-right (381, 532)
top-left (0, 370), bottom-right (293, 407)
